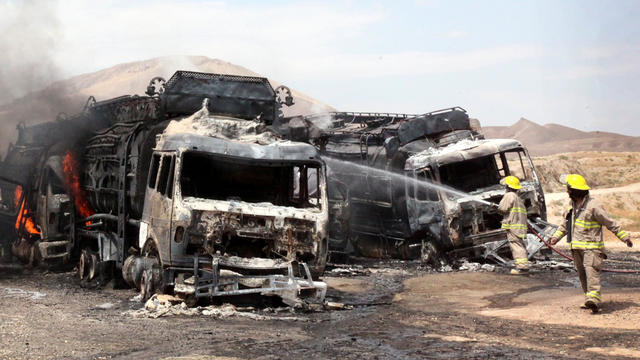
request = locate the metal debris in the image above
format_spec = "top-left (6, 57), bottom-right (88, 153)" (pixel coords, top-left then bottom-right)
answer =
top-left (480, 264), bottom-right (496, 272)
top-left (458, 262), bottom-right (482, 272)
top-left (126, 294), bottom-right (311, 320)
top-left (327, 265), bottom-right (371, 277)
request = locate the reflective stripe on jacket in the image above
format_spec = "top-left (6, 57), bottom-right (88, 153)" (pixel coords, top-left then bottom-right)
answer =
top-left (498, 191), bottom-right (527, 239)
top-left (553, 195), bottom-right (629, 249)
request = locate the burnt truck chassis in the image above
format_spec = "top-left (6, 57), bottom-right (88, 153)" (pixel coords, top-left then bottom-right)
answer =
top-left (281, 109), bottom-right (548, 265)
top-left (0, 71), bottom-right (327, 303)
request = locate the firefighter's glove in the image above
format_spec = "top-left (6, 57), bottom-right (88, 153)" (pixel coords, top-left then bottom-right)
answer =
top-left (549, 237), bottom-right (559, 246)
top-left (625, 239), bottom-right (633, 248)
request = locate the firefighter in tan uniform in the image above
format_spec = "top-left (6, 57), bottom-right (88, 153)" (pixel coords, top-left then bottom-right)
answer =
top-left (550, 174), bottom-right (633, 312)
top-left (497, 176), bottom-right (530, 275)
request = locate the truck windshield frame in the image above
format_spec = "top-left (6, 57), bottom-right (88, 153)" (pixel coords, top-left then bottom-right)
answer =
top-left (436, 148), bottom-right (534, 194)
top-left (178, 151), bottom-right (322, 209)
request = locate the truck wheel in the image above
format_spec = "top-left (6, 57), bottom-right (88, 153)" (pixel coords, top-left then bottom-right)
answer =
top-left (309, 238), bottom-right (328, 280)
top-left (421, 241), bottom-right (445, 268)
top-left (140, 269), bottom-right (155, 301)
top-left (78, 249), bottom-right (91, 281)
top-left (88, 253), bottom-right (99, 281)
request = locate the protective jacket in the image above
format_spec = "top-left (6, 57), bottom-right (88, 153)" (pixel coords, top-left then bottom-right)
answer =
top-left (498, 191), bottom-right (527, 239)
top-left (553, 195), bottom-right (629, 250)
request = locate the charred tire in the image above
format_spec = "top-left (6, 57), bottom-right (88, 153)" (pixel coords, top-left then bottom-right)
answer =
top-left (89, 253), bottom-right (99, 281)
top-left (137, 239), bottom-right (164, 299)
top-left (78, 249), bottom-right (91, 281)
top-left (140, 269), bottom-right (154, 301)
top-left (309, 238), bottom-right (329, 280)
top-left (421, 241), bottom-right (445, 268)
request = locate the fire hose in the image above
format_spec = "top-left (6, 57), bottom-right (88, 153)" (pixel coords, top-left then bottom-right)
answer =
top-left (526, 221), bottom-right (640, 274)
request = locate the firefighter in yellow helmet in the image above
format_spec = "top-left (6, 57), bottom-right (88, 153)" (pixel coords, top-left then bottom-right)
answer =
top-left (549, 174), bottom-right (633, 313)
top-left (497, 176), bottom-right (529, 275)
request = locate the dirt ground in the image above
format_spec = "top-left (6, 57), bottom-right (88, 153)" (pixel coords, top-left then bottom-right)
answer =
top-left (1, 249), bottom-right (640, 360)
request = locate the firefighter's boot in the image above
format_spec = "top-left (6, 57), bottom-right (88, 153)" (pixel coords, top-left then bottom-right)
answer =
top-left (584, 299), bottom-right (600, 313)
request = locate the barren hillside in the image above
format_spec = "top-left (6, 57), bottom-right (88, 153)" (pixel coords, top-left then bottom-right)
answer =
top-left (483, 118), bottom-right (640, 156)
top-left (0, 56), bottom-right (334, 154)
top-left (532, 151), bottom-right (640, 193)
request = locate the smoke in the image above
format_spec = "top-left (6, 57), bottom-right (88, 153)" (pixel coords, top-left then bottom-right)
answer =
top-left (306, 103), bottom-right (334, 131)
top-left (0, 0), bottom-right (61, 102)
top-left (0, 1), bottom-right (71, 156)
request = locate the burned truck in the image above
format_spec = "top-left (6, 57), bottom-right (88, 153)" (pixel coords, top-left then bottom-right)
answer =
top-left (0, 71), bottom-right (328, 302)
top-left (285, 108), bottom-right (546, 263)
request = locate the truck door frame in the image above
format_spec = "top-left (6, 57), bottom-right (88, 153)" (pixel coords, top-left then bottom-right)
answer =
top-left (146, 151), bottom-right (176, 264)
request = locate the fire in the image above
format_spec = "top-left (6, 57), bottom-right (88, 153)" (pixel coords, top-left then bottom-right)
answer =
top-left (14, 185), bottom-right (22, 208)
top-left (63, 151), bottom-right (95, 224)
top-left (14, 185), bottom-right (41, 235)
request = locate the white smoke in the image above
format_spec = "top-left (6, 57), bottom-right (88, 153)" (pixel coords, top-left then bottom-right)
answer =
top-left (0, 0), bottom-right (62, 103)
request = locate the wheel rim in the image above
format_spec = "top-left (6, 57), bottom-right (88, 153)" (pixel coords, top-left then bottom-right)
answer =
top-left (89, 254), bottom-right (98, 280)
top-left (140, 270), bottom-right (152, 301)
top-left (78, 251), bottom-right (87, 280)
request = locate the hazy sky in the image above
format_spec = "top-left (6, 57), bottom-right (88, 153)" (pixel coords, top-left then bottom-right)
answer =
top-left (2, 0), bottom-right (640, 134)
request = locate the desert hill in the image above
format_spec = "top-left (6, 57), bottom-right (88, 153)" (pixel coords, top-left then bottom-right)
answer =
top-left (531, 151), bottom-right (640, 193)
top-left (483, 118), bottom-right (640, 156)
top-left (0, 56), bottom-right (334, 154)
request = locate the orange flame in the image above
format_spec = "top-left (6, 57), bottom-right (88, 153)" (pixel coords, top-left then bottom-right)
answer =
top-left (14, 185), bottom-right (22, 208)
top-left (14, 185), bottom-right (41, 235)
top-left (63, 151), bottom-right (95, 224)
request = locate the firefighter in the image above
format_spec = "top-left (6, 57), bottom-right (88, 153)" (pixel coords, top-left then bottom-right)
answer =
top-left (498, 175), bottom-right (529, 275)
top-left (549, 174), bottom-right (633, 312)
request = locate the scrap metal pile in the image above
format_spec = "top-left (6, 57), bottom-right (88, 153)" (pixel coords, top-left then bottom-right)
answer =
top-left (0, 71), bottom-right (551, 304)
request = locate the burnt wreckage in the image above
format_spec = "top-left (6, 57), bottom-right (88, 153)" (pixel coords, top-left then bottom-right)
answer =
top-left (0, 71), bottom-right (327, 303)
top-left (0, 70), bottom-right (548, 299)
top-left (281, 109), bottom-right (548, 265)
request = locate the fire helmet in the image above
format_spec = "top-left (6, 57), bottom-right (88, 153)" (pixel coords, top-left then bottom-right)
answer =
top-left (503, 176), bottom-right (522, 190)
top-left (565, 174), bottom-right (590, 190)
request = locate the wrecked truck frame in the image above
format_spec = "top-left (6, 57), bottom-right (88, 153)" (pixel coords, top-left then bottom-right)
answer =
top-left (283, 108), bottom-right (546, 264)
top-left (0, 71), bottom-right (328, 303)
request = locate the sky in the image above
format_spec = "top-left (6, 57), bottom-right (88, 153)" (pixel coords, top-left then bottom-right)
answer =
top-left (2, 0), bottom-right (640, 134)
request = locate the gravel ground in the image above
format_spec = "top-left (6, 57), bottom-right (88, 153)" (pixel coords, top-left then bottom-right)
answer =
top-left (1, 250), bottom-right (639, 359)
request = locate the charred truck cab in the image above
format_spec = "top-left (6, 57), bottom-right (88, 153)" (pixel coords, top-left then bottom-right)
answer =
top-left (404, 138), bottom-right (546, 259)
top-left (288, 109), bottom-right (546, 263)
top-left (133, 129), bottom-right (329, 301)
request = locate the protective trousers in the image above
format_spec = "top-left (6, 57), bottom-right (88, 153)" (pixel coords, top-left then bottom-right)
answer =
top-left (507, 231), bottom-right (529, 269)
top-left (571, 249), bottom-right (603, 306)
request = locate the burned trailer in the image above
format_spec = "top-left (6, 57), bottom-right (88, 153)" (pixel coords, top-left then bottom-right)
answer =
top-left (0, 71), bottom-right (328, 302)
top-left (289, 108), bottom-right (546, 263)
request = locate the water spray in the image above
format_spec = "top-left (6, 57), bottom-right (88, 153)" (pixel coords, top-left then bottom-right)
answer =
top-left (324, 157), bottom-right (495, 207)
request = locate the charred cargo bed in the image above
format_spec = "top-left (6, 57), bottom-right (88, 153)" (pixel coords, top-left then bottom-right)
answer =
top-left (282, 109), bottom-right (547, 265)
